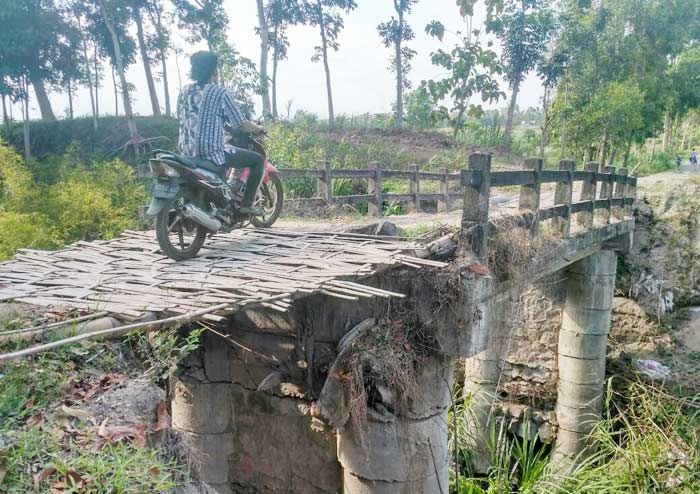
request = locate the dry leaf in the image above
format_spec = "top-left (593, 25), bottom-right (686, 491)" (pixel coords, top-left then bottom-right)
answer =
top-left (98, 418), bottom-right (109, 437)
top-left (149, 466), bottom-right (161, 477)
top-left (61, 404), bottom-right (93, 419)
top-left (153, 402), bottom-right (170, 432)
top-left (466, 263), bottom-right (491, 276)
top-left (26, 412), bottom-right (45, 428)
top-left (33, 466), bottom-right (56, 489)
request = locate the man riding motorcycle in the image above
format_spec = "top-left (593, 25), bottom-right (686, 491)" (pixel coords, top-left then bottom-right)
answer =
top-left (177, 50), bottom-right (265, 216)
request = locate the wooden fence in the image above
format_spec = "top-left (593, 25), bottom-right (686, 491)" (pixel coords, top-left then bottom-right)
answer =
top-left (278, 154), bottom-right (637, 225)
top-left (279, 162), bottom-right (462, 216)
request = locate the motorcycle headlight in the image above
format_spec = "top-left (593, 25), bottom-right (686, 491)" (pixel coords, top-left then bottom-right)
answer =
top-left (150, 160), bottom-right (180, 178)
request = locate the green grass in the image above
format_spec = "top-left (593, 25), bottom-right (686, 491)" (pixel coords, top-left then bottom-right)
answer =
top-left (448, 377), bottom-right (700, 493)
top-left (0, 340), bottom-right (186, 493)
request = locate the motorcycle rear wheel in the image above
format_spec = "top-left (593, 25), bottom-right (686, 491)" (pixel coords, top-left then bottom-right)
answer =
top-left (251, 174), bottom-right (284, 228)
top-left (155, 195), bottom-right (208, 261)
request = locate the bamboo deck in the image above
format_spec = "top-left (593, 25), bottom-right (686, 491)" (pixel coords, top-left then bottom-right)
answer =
top-left (0, 228), bottom-right (445, 322)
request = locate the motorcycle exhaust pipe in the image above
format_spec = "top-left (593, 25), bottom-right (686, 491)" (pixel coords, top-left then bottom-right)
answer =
top-left (181, 204), bottom-right (222, 232)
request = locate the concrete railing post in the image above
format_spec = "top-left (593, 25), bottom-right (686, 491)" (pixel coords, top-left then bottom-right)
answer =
top-left (551, 250), bottom-right (617, 474)
top-left (554, 159), bottom-right (575, 237)
top-left (613, 168), bottom-right (627, 220)
top-left (599, 166), bottom-right (615, 225)
top-left (409, 164), bottom-right (421, 212)
top-left (578, 162), bottom-right (598, 229)
top-left (368, 162), bottom-right (382, 217)
top-left (438, 167), bottom-right (449, 213)
top-left (519, 158), bottom-right (543, 233)
top-left (318, 159), bottom-right (333, 205)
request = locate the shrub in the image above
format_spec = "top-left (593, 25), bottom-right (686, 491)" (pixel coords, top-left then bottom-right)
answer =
top-left (0, 142), bottom-right (147, 260)
top-left (0, 116), bottom-right (178, 162)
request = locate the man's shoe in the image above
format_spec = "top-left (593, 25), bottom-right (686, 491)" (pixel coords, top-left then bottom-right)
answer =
top-left (239, 206), bottom-right (264, 216)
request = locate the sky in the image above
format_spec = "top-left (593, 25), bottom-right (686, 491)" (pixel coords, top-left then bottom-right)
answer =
top-left (15, 0), bottom-right (545, 121)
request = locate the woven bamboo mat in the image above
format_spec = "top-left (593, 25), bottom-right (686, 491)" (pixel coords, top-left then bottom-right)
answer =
top-left (0, 229), bottom-right (446, 322)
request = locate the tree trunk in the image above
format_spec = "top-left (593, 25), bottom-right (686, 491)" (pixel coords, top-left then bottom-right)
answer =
top-left (67, 82), bottom-right (74, 119)
top-left (256, 0), bottom-right (272, 120)
top-left (394, 32), bottom-right (403, 129)
top-left (78, 23), bottom-right (98, 130)
top-left (597, 131), bottom-right (609, 171)
top-left (22, 79), bottom-right (31, 161)
top-left (539, 86), bottom-right (550, 157)
top-left (161, 53), bottom-right (171, 116)
top-left (623, 142), bottom-right (631, 167)
top-left (271, 22), bottom-right (279, 120)
top-left (317, 1), bottom-right (335, 128)
top-left (272, 48), bottom-right (279, 120)
top-left (94, 45), bottom-right (100, 118)
top-left (681, 123), bottom-right (689, 150)
top-left (99, 0), bottom-right (140, 142)
top-left (502, 80), bottom-right (520, 151)
top-left (134, 3), bottom-right (161, 116)
top-left (607, 148), bottom-right (617, 167)
top-left (112, 65), bottom-right (119, 117)
top-left (2, 93), bottom-right (9, 135)
top-left (662, 111), bottom-right (672, 152)
top-left (30, 77), bottom-right (56, 121)
top-left (394, 5), bottom-right (404, 129)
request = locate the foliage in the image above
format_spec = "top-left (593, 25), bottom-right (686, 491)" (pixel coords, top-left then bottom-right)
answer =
top-left (422, 16), bottom-right (504, 137)
top-left (0, 343), bottom-right (182, 493)
top-left (131, 326), bottom-right (205, 381)
top-left (548, 0), bottom-right (700, 159)
top-left (0, 116), bottom-right (178, 164)
top-left (0, 141), bottom-right (147, 260)
top-left (404, 88), bottom-right (438, 129)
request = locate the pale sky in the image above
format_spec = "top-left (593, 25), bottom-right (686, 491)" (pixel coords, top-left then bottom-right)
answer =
top-left (16, 0), bottom-right (545, 121)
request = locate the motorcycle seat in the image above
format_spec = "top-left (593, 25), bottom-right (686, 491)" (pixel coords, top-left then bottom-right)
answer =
top-left (153, 150), bottom-right (226, 177)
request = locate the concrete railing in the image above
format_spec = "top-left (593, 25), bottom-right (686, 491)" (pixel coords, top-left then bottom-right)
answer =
top-left (279, 155), bottom-right (637, 224)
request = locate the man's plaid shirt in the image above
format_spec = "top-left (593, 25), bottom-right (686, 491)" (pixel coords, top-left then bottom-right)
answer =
top-left (177, 83), bottom-right (246, 166)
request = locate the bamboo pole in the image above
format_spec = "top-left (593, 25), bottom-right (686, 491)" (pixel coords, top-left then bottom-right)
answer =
top-left (0, 303), bottom-right (229, 364)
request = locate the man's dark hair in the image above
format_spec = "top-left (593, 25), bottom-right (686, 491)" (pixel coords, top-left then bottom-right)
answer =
top-left (190, 51), bottom-right (218, 84)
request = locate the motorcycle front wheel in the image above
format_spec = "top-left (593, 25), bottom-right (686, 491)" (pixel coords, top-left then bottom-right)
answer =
top-left (155, 195), bottom-right (208, 261)
top-left (251, 174), bottom-right (284, 228)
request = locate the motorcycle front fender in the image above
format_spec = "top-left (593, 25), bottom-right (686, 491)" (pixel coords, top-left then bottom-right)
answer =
top-left (146, 197), bottom-right (173, 217)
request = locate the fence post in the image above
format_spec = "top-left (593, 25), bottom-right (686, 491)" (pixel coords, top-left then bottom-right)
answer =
top-left (409, 164), bottom-right (421, 212)
top-left (625, 175), bottom-right (637, 216)
top-left (368, 162), bottom-right (382, 217)
top-left (613, 167), bottom-right (627, 220)
top-left (460, 153), bottom-right (491, 261)
top-left (519, 158), bottom-right (543, 233)
top-left (317, 159), bottom-right (333, 205)
top-left (600, 165), bottom-right (615, 225)
top-left (554, 159), bottom-right (575, 237)
top-left (438, 167), bottom-right (449, 213)
top-left (578, 162), bottom-right (598, 229)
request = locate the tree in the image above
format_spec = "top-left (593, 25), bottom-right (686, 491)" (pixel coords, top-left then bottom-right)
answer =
top-left (0, 0), bottom-right (76, 121)
top-left (377, 0), bottom-right (418, 129)
top-left (172, 0), bottom-right (228, 50)
top-left (664, 47), bottom-right (700, 151)
top-left (98, 0), bottom-right (140, 143)
top-left (133, 0), bottom-right (161, 116)
top-left (548, 0), bottom-right (700, 161)
top-left (256, 0), bottom-right (273, 119)
top-left (143, 0), bottom-right (173, 116)
top-left (485, 0), bottom-right (554, 150)
top-left (265, 0), bottom-right (305, 119)
top-left (422, 15), bottom-right (504, 137)
top-left (304, 0), bottom-right (357, 128)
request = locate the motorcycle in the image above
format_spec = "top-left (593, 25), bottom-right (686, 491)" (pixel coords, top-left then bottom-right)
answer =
top-left (146, 130), bottom-right (284, 260)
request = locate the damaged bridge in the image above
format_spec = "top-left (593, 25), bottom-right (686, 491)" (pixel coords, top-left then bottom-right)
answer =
top-left (0, 153), bottom-right (637, 493)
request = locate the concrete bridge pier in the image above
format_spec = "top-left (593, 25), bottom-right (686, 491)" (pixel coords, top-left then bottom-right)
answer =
top-left (551, 249), bottom-right (617, 472)
top-left (337, 355), bottom-right (455, 494)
